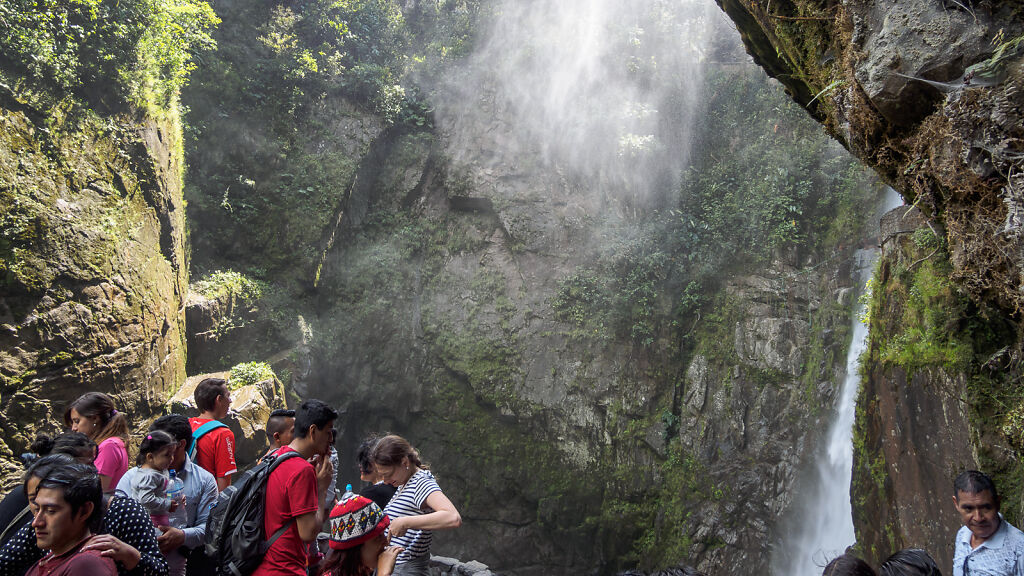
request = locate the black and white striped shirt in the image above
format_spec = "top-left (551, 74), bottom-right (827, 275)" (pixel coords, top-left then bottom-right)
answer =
top-left (384, 469), bottom-right (441, 563)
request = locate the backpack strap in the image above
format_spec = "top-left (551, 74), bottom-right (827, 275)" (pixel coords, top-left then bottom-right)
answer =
top-left (258, 451), bottom-right (304, 552)
top-left (188, 420), bottom-right (229, 460)
top-left (264, 517), bottom-right (297, 549)
top-left (265, 449), bottom-right (303, 472)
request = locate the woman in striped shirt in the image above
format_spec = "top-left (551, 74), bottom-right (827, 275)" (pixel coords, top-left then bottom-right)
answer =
top-left (370, 435), bottom-right (461, 576)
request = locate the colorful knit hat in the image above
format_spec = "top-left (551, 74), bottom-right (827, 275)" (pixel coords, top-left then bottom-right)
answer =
top-left (328, 494), bottom-right (390, 550)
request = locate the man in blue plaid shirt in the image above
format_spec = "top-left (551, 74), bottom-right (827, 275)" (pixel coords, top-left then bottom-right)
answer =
top-left (952, 470), bottom-right (1024, 576)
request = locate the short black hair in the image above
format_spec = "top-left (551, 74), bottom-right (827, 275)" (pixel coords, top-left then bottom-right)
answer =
top-left (823, 553), bottom-right (878, 576)
top-left (32, 459), bottom-right (104, 531)
top-left (356, 436), bottom-right (379, 475)
top-left (150, 414), bottom-right (192, 444)
top-left (24, 454), bottom-right (77, 496)
top-left (954, 470), bottom-right (999, 502)
top-left (293, 399), bottom-right (337, 439)
top-left (879, 549), bottom-right (942, 576)
top-left (194, 378), bottom-right (228, 413)
top-left (266, 409), bottom-right (296, 442)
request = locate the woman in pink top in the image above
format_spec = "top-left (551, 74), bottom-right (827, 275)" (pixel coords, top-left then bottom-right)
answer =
top-left (64, 392), bottom-right (130, 493)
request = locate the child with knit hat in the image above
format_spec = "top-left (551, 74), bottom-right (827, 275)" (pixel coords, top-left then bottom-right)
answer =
top-left (318, 494), bottom-right (404, 576)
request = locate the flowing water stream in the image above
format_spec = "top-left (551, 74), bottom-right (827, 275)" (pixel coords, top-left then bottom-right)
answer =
top-left (775, 189), bottom-right (902, 575)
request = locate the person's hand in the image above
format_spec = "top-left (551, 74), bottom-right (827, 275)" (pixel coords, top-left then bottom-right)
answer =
top-left (388, 516), bottom-right (410, 539)
top-left (376, 545), bottom-right (404, 576)
top-left (82, 534), bottom-right (142, 570)
top-left (314, 453), bottom-right (334, 495)
top-left (169, 500), bottom-right (179, 512)
top-left (156, 525), bottom-right (186, 554)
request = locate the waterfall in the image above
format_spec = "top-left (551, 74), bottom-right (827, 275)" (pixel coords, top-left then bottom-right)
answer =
top-left (775, 189), bottom-right (902, 575)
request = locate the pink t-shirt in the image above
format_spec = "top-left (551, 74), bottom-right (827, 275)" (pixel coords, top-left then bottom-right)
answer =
top-left (94, 437), bottom-right (129, 491)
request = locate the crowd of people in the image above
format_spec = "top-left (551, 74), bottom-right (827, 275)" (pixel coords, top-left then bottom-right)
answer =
top-left (4, 380), bottom-right (1024, 576)
top-left (0, 378), bottom-right (461, 576)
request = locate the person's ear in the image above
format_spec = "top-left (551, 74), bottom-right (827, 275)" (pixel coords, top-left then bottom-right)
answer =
top-left (952, 494), bottom-right (960, 509)
top-left (76, 501), bottom-right (95, 524)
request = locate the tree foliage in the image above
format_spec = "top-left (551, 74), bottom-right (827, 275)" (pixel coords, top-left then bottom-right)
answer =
top-left (0, 0), bottom-right (219, 110)
top-left (681, 66), bottom-right (878, 261)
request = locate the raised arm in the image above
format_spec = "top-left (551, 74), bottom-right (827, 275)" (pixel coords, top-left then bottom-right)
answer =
top-left (388, 490), bottom-right (461, 538)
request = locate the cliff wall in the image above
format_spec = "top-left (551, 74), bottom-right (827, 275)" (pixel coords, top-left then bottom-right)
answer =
top-left (714, 0), bottom-right (1024, 312)
top-left (0, 91), bottom-right (188, 486)
top-left (713, 0), bottom-right (1024, 567)
top-left (180, 4), bottom-right (886, 566)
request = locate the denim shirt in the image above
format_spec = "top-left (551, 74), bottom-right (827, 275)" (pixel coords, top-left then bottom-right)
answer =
top-left (116, 456), bottom-right (217, 575)
top-left (173, 456), bottom-right (219, 549)
top-left (954, 515), bottom-right (1024, 576)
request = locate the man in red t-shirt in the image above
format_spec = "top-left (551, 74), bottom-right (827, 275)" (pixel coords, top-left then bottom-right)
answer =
top-left (254, 399), bottom-right (337, 576)
top-left (27, 461), bottom-right (118, 576)
top-left (189, 377), bottom-right (237, 491)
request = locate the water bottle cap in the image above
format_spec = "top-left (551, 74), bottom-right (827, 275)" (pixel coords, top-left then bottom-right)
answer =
top-left (345, 483), bottom-right (352, 493)
top-left (169, 469), bottom-right (176, 478)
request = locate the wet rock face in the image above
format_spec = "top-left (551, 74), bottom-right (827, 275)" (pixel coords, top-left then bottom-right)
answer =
top-left (714, 0), bottom-right (1024, 314)
top-left (715, 0), bottom-right (1024, 563)
top-left (851, 208), bottom-right (1022, 567)
top-left (851, 2), bottom-right (994, 126)
top-left (855, 364), bottom-right (975, 569)
top-left (309, 117), bottom-right (860, 572)
top-left (0, 100), bottom-right (187, 489)
top-left (688, 264), bottom-right (851, 574)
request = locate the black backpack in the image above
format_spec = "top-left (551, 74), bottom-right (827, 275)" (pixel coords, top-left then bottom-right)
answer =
top-left (203, 450), bottom-right (303, 576)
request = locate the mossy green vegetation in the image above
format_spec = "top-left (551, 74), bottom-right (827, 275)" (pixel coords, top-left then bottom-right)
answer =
top-left (550, 66), bottom-right (882, 354)
top-left (0, 2), bottom-right (192, 471)
top-left (228, 361), bottom-right (277, 389)
top-left (0, 0), bottom-right (218, 111)
top-left (684, 66), bottom-right (879, 261)
top-left (0, 108), bottom-right (176, 305)
top-left (551, 234), bottom-right (673, 348)
top-left (856, 231), bottom-right (1024, 559)
top-left (181, 0), bottom-right (480, 278)
top-left (192, 270), bottom-right (266, 302)
top-left (595, 441), bottom-right (726, 570)
top-left (866, 239), bottom-right (975, 372)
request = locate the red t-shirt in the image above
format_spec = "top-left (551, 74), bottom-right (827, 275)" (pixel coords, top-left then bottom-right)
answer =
top-left (252, 446), bottom-right (318, 576)
top-left (188, 417), bottom-right (237, 479)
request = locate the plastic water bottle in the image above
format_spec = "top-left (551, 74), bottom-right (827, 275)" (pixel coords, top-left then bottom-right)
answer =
top-left (341, 483), bottom-right (356, 500)
top-left (167, 469), bottom-right (187, 526)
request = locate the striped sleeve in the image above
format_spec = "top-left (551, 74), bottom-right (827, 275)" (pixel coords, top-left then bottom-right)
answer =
top-left (410, 472), bottom-right (440, 509)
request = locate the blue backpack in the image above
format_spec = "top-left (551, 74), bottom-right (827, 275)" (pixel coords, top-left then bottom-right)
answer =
top-left (188, 420), bottom-right (228, 460)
